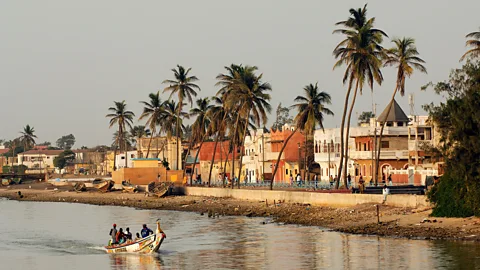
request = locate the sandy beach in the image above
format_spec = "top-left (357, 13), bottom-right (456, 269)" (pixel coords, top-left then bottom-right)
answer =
top-left (1, 182), bottom-right (479, 241)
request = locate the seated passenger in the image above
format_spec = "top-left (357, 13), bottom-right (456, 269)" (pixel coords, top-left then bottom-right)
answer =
top-left (125, 227), bottom-right (132, 241)
top-left (141, 224), bottom-right (154, 238)
top-left (116, 228), bottom-right (126, 244)
top-left (135, 232), bottom-right (141, 241)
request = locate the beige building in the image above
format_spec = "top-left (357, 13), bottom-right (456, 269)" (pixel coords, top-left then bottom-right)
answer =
top-left (136, 136), bottom-right (183, 170)
top-left (17, 150), bottom-right (63, 169)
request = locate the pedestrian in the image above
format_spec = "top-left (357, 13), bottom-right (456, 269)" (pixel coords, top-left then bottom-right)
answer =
top-left (382, 184), bottom-right (390, 203)
top-left (388, 174), bottom-right (393, 186)
top-left (359, 174), bottom-right (365, 194)
top-left (347, 173), bottom-right (351, 188)
top-left (289, 174), bottom-right (294, 186)
top-left (329, 175), bottom-right (334, 187)
top-left (296, 174), bottom-right (301, 187)
top-left (314, 174), bottom-right (318, 189)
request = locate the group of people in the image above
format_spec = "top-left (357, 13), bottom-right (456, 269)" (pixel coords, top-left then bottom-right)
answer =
top-left (108, 223), bottom-right (154, 246)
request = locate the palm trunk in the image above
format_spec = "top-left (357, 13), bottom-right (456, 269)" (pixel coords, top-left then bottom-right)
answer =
top-left (375, 88), bottom-right (398, 186)
top-left (145, 132), bottom-right (154, 158)
top-left (184, 140), bottom-right (194, 184)
top-left (237, 116), bottom-right (250, 189)
top-left (192, 138), bottom-right (205, 185)
top-left (231, 113), bottom-right (241, 189)
top-left (341, 81), bottom-right (360, 189)
top-left (271, 128), bottom-right (297, 190)
top-left (223, 146), bottom-right (232, 188)
top-left (176, 115), bottom-right (180, 171)
top-left (208, 131), bottom-right (221, 186)
top-left (335, 80), bottom-right (354, 189)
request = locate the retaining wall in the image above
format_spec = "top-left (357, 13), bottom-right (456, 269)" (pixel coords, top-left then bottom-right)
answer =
top-left (186, 187), bottom-right (429, 208)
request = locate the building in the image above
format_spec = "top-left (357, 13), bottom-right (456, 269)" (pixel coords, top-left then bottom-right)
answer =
top-left (17, 149), bottom-right (63, 170)
top-left (115, 151), bottom-right (138, 169)
top-left (269, 124), bottom-right (305, 183)
top-left (194, 141), bottom-right (241, 184)
top-left (242, 129), bottom-right (272, 183)
top-left (136, 136), bottom-right (183, 170)
top-left (72, 149), bottom-right (106, 175)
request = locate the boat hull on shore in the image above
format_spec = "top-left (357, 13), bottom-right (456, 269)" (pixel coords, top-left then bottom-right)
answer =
top-left (93, 179), bottom-right (114, 192)
top-left (104, 222), bottom-right (165, 254)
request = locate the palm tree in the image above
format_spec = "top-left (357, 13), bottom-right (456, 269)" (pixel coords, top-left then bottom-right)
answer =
top-left (139, 92), bottom-right (165, 158)
top-left (20, 124), bottom-right (37, 152)
top-left (270, 83), bottom-right (333, 190)
top-left (162, 100), bottom-right (188, 165)
top-left (188, 97), bottom-right (213, 185)
top-left (221, 65), bottom-right (272, 187)
top-left (333, 4), bottom-right (387, 188)
top-left (106, 101), bottom-right (135, 169)
top-left (130, 125), bottom-right (151, 149)
top-left (460, 28), bottom-right (480, 61)
top-left (207, 96), bottom-right (230, 186)
top-left (163, 65), bottom-right (201, 170)
top-left (374, 37), bottom-right (427, 184)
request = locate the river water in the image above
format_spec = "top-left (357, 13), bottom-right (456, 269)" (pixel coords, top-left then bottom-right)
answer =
top-left (0, 198), bottom-right (479, 270)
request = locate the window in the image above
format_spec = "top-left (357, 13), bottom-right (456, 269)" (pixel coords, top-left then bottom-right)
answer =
top-left (285, 169), bottom-right (288, 175)
top-left (121, 157), bottom-right (125, 160)
top-left (323, 140), bottom-right (327, 152)
top-left (381, 141), bottom-right (389, 149)
top-left (259, 144), bottom-right (262, 153)
top-left (130, 154), bottom-right (135, 158)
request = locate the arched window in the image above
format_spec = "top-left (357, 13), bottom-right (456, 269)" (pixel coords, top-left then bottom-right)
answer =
top-left (315, 142), bottom-right (319, 153)
top-left (363, 165), bottom-right (366, 176)
top-left (323, 140), bottom-right (328, 152)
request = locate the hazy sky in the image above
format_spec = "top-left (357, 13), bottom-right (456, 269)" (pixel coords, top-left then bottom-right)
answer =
top-left (0, 0), bottom-right (478, 147)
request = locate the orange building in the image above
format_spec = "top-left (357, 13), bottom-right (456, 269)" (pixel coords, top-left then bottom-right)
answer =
top-left (269, 126), bottom-right (305, 183)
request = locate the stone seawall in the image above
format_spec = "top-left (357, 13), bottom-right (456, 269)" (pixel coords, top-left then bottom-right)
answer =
top-left (186, 187), bottom-right (429, 208)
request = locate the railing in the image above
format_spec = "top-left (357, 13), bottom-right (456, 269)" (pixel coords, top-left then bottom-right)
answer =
top-left (349, 150), bottom-right (409, 160)
top-left (200, 180), bottom-right (355, 190)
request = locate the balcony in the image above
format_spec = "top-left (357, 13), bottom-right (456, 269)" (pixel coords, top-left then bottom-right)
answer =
top-left (349, 150), bottom-right (409, 160)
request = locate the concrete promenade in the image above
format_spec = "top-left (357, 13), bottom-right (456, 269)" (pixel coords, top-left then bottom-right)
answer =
top-left (186, 187), bottom-right (429, 208)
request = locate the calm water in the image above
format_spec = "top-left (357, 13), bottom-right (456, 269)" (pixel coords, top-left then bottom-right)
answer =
top-left (0, 198), bottom-right (479, 270)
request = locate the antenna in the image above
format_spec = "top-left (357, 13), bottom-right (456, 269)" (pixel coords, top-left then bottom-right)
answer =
top-left (408, 94), bottom-right (416, 116)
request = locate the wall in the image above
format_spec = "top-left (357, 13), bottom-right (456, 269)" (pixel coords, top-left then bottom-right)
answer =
top-left (186, 187), bottom-right (429, 208)
top-left (113, 167), bottom-right (184, 185)
top-left (133, 159), bottom-right (159, 168)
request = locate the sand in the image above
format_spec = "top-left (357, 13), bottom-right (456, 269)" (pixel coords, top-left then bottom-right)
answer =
top-left (1, 182), bottom-right (479, 241)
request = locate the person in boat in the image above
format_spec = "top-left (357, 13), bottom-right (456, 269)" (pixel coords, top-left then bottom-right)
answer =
top-left (125, 227), bottom-right (132, 241)
top-left (135, 232), bottom-right (141, 240)
top-left (141, 224), bottom-right (154, 238)
top-left (116, 228), bottom-right (126, 244)
top-left (109, 224), bottom-right (117, 245)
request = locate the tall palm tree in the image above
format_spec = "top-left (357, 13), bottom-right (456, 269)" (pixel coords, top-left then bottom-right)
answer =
top-left (163, 65), bottom-right (201, 170)
top-left (130, 125), bottom-right (151, 149)
top-left (460, 28), bottom-right (480, 61)
top-left (188, 97), bottom-right (213, 185)
top-left (139, 92), bottom-right (165, 158)
top-left (270, 83), bottom-right (333, 190)
top-left (162, 100), bottom-right (188, 166)
top-left (207, 96), bottom-right (230, 186)
top-left (221, 65), bottom-right (272, 187)
top-left (106, 101), bottom-right (135, 169)
top-left (20, 124), bottom-right (37, 152)
top-left (374, 37), bottom-right (427, 184)
top-left (333, 4), bottom-right (387, 188)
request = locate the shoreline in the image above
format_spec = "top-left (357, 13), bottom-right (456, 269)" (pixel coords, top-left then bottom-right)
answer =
top-left (1, 183), bottom-right (479, 242)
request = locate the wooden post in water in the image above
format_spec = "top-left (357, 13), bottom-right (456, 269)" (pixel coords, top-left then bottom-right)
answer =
top-left (376, 205), bottom-right (380, 224)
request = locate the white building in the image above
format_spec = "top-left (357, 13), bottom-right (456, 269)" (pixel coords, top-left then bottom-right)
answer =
top-left (242, 129), bottom-right (272, 183)
top-left (115, 151), bottom-right (138, 169)
top-left (17, 150), bottom-right (63, 169)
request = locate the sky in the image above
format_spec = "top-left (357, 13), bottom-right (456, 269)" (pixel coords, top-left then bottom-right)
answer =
top-left (0, 0), bottom-right (478, 147)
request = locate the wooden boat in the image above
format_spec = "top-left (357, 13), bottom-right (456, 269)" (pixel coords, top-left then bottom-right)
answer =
top-left (147, 181), bottom-right (169, 198)
top-left (92, 179), bottom-right (114, 192)
top-left (2, 179), bottom-right (12, 186)
top-left (73, 182), bottom-right (87, 192)
top-left (104, 221), bottom-right (166, 254)
top-left (12, 178), bottom-right (22, 185)
top-left (121, 180), bottom-right (137, 193)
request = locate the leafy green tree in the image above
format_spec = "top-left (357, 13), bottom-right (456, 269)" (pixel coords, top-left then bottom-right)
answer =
top-left (270, 83), bottom-right (333, 190)
top-left (37, 141), bottom-right (52, 147)
top-left (56, 134), bottom-right (76, 150)
top-left (460, 28), bottom-right (480, 61)
top-left (163, 65), bottom-right (201, 170)
top-left (333, 4), bottom-right (387, 188)
top-left (272, 103), bottom-right (294, 130)
top-left (357, 111), bottom-right (375, 126)
top-left (53, 150), bottom-right (75, 172)
top-left (374, 37), bottom-right (427, 184)
top-left (424, 60), bottom-right (480, 217)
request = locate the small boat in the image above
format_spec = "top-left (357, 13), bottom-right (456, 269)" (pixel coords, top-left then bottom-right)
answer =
top-left (92, 179), bottom-right (115, 192)
top-left (73, 182), bottom-right (87, 192)
top-left (147, 181), bottom-right (169, 198)
top-left (121, 180), bottom-right (138, 193)
top-left (2, 179), bottom-right (12, 186)
top-left (12, 178), bottom-right (22, 185)
top-left (104, 221), bottom-right (166, 254)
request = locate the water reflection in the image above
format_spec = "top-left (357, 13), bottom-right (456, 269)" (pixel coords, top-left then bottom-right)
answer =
top-left (0, 199), bottom-right (479, 270)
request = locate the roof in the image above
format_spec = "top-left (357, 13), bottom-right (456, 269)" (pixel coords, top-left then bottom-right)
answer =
top-left (377, 99), bottom-right (409, 123)
top-left (0, 148), bottom-right (10, 155)
top-left (19, 150), bottom-right (63, 156)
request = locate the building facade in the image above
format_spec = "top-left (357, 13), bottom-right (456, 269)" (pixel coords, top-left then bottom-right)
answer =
top-left (136, 136), bottom-right (183, 170)
top-left (17, 150), bottom-right (63, 169)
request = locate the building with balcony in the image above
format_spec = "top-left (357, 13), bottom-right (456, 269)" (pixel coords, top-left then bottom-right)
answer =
top-left (242, 129), bottom-right (272, 183)
top-left (17, 150), bottom-right (63, 170)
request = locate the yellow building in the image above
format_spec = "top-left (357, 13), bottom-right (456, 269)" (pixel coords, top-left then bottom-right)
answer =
top-left (136, 136), bottom-right (183, 170)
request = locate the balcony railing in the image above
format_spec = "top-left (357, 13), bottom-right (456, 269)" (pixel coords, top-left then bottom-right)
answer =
top-left (349, 150), bottom-right (409, 160)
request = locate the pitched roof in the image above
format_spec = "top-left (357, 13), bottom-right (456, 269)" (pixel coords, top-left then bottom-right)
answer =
top-left (19, 150), bottom-right (63, 156)
top-left (377, 99), bottom-right (409, 123)
top-left (0, 148), bottom-right (10, 155)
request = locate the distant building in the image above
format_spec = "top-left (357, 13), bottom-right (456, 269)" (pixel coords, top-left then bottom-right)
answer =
top-left (17, 150), bottom-right (63, 169)
top-left (115, 151), bottom-right (138, 169)
top-left (242, 129), bottom-right (271, 183)
top-left (136, 136), bottom-right (183, 170)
